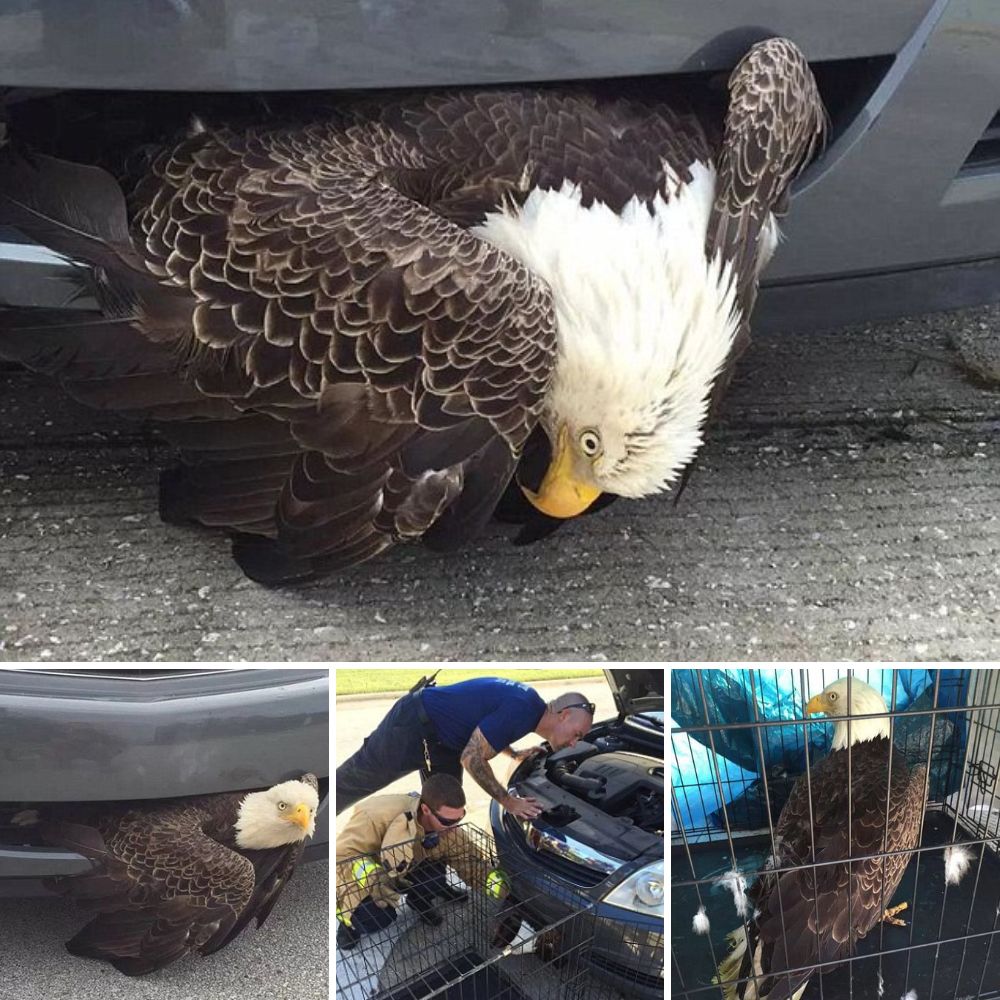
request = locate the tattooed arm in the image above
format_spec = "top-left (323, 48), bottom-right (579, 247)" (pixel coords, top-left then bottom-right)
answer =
top-left (501, 745), bottom-right (546, 763)
top-left (460, 728), bottom-right (542, 819)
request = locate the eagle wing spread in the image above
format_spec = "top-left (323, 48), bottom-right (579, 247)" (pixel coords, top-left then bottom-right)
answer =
top-left (708, 37), bottom-right (827, 316)
top-left (0, 118), bottom-right (557, 580)
top-left (41, 797), bottom-right (255, 976)
top-left (0, 45), bottom-right (825, 572)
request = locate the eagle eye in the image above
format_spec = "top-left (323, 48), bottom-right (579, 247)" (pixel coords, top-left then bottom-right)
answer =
top-left (829, 692), bottom-right (838, 701)
top-left (579, 429), bottom-right (602, 457)
top-left (278, 801), bottom-right (287, 810)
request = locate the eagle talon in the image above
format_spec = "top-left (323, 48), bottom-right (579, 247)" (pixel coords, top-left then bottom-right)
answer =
top-left (882, 901), bottom-right (909, 926)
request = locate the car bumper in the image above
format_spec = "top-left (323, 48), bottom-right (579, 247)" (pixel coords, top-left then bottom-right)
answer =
top-left (489, 799), bottom-right (664, 1000)
top-left (0, 667), bottom-right (329, 896)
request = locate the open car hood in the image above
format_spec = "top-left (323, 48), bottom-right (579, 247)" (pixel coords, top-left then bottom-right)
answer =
top-left (603, 669), bottom-right (664, 719)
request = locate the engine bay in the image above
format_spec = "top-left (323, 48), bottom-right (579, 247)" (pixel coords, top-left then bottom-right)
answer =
top-left (511, 734), bottom-right (663, 862)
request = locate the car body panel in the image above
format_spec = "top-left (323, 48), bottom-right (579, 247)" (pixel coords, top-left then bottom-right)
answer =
top-left (0, 1), bottom-right (931, 92)
top-left (602, 668), bottom-right (665, 718)
top-left (489, 668), bottom-right (664, 998)
top-left (0, 667), bottom-right (329, 896)
top-left (1, 1), bottom-right (998, 328)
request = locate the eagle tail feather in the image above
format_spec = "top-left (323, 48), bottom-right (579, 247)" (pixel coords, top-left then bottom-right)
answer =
top-left (714, 926), bottom-right (749, 1000)
top-left (714, 924), bottom-right (807, 1000)
top-left (67, 906), bottom-right (196, 976)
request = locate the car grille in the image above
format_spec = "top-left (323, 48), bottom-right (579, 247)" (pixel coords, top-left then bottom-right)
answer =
top-left (591, 919), bottom-right (664, 988)
top-left (962, 111), bottom-right (1000, 173)
top-left (502, 813), bottom-right (608, 888)
top-left (590, 950), bottom-right (664, 989)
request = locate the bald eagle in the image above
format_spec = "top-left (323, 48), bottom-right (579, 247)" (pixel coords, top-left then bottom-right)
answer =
top-left (14, 774), bottom-right (319, 975)
top-left (0, 38), bottom-right (825, 583)
top-left (715, 679), bottom-right (926, 1000)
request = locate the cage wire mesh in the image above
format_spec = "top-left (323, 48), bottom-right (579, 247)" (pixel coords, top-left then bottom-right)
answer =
top-left (336, 823), bottom-right (634, 1000)
top-left (670, 668), bottom-right (1000, 1000)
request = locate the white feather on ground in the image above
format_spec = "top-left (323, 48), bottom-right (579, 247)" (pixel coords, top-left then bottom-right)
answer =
top-left (901, 991), bottom-right (918, 1000)
top-left (944, 844), bottom-right (975, 885)
top-left (877, 968), bottom-right (884, 997)
top-left (715, 869), bottom-right (749, 916)
top-left (693, 905), bottom-right (710, 935)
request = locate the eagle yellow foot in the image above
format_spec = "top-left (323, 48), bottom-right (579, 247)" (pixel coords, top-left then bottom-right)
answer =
top-left (882, 901), bottom-right (909, 926)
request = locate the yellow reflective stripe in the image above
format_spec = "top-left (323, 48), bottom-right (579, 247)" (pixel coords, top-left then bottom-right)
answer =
top-left (485, 868), bottom-right (508, 899)
top-left (351, 858), bottom-right (380, 888)
top-left (336, 906), bottom-right (352, 927)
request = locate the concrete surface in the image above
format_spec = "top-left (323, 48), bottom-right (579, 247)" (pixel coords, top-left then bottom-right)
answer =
top-left (1, 305), bottom-right (998, 661)
top-left (0, 859), bottom-right (329, 1000)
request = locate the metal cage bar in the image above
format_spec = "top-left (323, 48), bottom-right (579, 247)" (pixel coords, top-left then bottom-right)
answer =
top-left (336, 823), bottom-right (655, 1000)
top-left (670, 667), bottom-right (1000, 1000)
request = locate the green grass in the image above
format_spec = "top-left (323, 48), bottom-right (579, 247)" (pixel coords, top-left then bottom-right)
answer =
top-left (335, 667), bottom-right (604, 696)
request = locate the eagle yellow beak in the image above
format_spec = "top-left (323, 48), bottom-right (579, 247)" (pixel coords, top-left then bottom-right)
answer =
top-left (288, 803), bottom-right (312, 830)
top-left (805, 695), bottom-right (827, 715)
top-left (521, 425), bottom-right (601, 518)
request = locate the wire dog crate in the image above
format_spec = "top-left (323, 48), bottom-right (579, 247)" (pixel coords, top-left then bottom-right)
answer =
top-left (670, 668), bottom-right (1000, 1000)
top-left (336, 824), bottom-right (619, 1000)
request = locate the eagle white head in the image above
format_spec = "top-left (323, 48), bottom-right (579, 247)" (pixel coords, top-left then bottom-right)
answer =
top-left (805, 677), bottom-right (892, 750)
top-left (235, 776), bottom-right (319, 849)
top-left (474, 162), bottom-right (743, 516)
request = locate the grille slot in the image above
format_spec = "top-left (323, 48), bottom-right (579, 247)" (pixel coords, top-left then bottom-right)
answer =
top-left (961, 111), bottom-right (1000, 173)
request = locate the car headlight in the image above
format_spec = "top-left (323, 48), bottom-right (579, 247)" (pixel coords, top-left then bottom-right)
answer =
top-left (602, 860), bottom-right (663, 916)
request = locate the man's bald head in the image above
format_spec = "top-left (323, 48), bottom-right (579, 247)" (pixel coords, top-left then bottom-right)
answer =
top-left (537, 692), bottom-right (594, 751)
top-left (549, 692), bottom-right (594, 717)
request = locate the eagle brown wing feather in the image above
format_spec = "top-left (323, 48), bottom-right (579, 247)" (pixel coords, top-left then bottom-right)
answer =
top-left (740, 740), bottom-right (925, 1000)
top-left (1, 50), bottom-right (824, 573)
top-left (40, 794), bottom-right (255, 976)
top-left (675, 37), bottom-right (826, 505)
top-left (0, 121), bottom-right (557, 580)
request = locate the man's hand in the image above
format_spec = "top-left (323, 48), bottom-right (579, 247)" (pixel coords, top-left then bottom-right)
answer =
top-left (502, 792), bottom-right (543, 820)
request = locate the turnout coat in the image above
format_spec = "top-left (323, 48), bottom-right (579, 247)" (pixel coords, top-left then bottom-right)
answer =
top-left (335, 792), bottom-right (493, 912)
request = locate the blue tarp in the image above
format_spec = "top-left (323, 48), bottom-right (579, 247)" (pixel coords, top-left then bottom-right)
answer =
top-left (670, 668), bottom-right (969, 835)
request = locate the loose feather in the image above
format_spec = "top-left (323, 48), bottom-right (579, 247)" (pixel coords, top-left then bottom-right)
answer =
top-left (943, 844), bottom-right (974, 886)
top-left (716, 869), bottom-right (749, 917)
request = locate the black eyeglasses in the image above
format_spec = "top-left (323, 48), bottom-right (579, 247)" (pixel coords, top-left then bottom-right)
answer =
top-left (562, 702), bottom-right (596, 715)
top-left (429, 807), bottom-right (465, 827)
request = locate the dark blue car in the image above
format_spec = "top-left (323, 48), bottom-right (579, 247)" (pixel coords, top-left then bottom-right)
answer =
top-left (489, 668), bottom-right (664, 999)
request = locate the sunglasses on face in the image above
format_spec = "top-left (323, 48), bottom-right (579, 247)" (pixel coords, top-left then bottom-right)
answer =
top-left (428, 806), bottom-right (465, 827)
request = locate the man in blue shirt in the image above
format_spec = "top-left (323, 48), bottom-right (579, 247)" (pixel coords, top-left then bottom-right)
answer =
top-left (336, 676), bottom-right (595, 821)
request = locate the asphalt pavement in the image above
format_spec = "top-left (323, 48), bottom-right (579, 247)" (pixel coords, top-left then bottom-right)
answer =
top-left (0, 859), bottom-right (329, 1000)
top-left (1, 304), bottom-right (998, 661)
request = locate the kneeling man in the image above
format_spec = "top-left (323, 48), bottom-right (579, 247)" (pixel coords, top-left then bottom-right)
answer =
top-left (336, 773), bottom-right (497, 949)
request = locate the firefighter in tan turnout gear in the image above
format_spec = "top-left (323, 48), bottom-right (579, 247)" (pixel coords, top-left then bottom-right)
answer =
top-left (336, 773), bottom-right (502, 949)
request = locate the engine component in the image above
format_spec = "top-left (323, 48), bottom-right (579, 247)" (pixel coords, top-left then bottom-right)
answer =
top-left (549, 761), bottom-right (606, 794)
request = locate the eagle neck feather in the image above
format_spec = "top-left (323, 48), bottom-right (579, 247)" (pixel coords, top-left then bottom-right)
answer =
top-left (830, 684), bottom-right (892, 751)
top-left (471, 164), bottom-right (742, 498)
